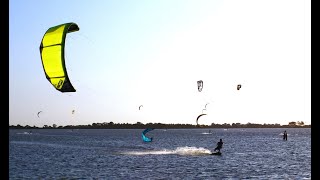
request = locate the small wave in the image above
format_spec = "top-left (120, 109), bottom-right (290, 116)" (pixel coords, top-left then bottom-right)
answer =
top-left (16, 132), bottom-right (32, 135)
top-left (9, 141), bottom-right (98, 150)
top-left (202, 130), bottom-right (213, 134)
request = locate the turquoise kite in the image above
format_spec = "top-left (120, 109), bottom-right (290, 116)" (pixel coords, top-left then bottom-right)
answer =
top-left (142, 128), bottom-right (155, 142)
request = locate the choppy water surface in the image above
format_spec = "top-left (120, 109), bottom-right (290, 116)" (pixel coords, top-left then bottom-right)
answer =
top-left (9, 128), bottom-right (311, 179)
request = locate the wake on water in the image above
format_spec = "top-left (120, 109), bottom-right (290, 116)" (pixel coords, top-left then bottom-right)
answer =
top-left (120, 146), bottom-right (214, 156)
top-left (16, 132), bottom-right (33, 135)
top-left (201, 130), bottom-right (213, 135)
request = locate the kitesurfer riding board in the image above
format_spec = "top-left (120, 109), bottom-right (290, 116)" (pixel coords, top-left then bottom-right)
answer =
top-left (209, 139), bottom-right (223, 155)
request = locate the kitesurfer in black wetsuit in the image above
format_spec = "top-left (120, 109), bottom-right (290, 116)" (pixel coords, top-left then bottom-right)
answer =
top-left (283, 130), bottom-right (287, 141)
top-left (214, 139), bottom-right (223, 152)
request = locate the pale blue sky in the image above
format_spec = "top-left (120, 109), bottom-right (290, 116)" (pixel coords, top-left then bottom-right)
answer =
top-left (9, 0), bottom-right (311, 127)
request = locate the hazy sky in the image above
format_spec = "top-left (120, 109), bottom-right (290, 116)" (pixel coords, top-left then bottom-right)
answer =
top-left (9, 0), bottom-right (311, 127)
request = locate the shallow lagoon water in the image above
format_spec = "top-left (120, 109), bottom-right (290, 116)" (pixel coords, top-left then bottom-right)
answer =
top-left (9, 128), bottom-right (311, 179)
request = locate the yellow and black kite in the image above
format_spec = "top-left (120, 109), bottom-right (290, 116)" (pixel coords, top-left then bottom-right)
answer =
top-left (39, 22), bottom-right (79, 92)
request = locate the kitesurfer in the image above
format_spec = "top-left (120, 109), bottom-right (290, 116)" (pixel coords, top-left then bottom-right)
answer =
top-left (214, 139), bottom-right (223, 152)
top-left (283, 130), bottom-right (287, 140)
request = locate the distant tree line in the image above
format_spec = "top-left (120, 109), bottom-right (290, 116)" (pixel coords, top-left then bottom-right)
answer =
top-left (9, 121), bottom-right (310, 129)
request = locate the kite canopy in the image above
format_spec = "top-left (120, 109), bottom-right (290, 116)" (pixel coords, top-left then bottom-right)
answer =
top-left (142, 128), bottom-right (154, 142)
top-left (197, 80), bottom-right (203, 92)
top-left (237, 84), bottom-right (242, 90)
top-left (39, 22), bottom-right (79, 92)
top-left (37, 111), bottom-right (42, 118)
top-left (139, 105), bottom-right (143, 110)
top-left (196, 113), bottom-right (207, 126)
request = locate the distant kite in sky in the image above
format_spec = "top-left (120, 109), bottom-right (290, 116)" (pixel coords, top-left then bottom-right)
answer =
top-left (237, 84), bottom-right (242, 90)
top-left (197, 80), bottom-right (203, 92)
top-left (196, 113), bottom-right (207, 126)
top-left (39, 22), bottom-right (79, 93)
top-left (37, 111), bottom-right (42, 118)
top-left (139, 105), bottom-right (143, 110)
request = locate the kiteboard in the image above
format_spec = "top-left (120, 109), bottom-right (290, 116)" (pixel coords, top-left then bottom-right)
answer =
top-left (210, 152), bottom-right (222, 155)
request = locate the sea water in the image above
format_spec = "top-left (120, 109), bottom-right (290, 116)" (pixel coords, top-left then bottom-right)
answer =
top-left (9, 128), bottom-right (311, 179)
